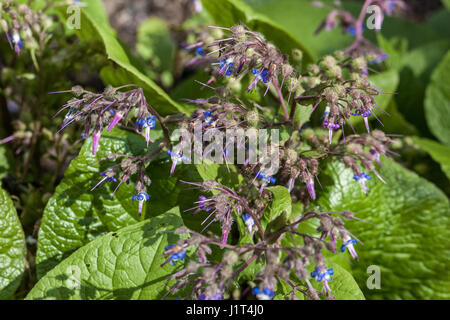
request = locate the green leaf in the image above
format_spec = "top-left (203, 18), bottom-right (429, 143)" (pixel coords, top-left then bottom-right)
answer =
top-left (242, 0), bottom-right (358, 59)
top-left (425, 50), bottom-right (450, 146)
top-left (0, 187), bottom-right (26, 299)
top-left (27, 207), bottom-right (186, 300)
top-left (136, 17), bottom-right (175, 87)
top-left (264, 186), bottom-right (292, 225)
top-left (413, 137), bottom-right (450, 180)
top-left (324, 263), bottom-right (365, 300)
top-left (60, 0), bottom-right (183, 115)
top-left (381, 100), bottom-right (418, 136)
top-left (443, 0), bottom-right (450, 10)
top-left (370, 70), bottom-right (399, 114)
top-left (0, 145), bottom-right (14, 180)
top-left (396, 40), bottom-right (450, 136)
top-left (317, 160), bottom-right (450, 299)
top-left (36, 128), bottom-right (155, 279)
top-left (201, 0), bottom-right (314, 64)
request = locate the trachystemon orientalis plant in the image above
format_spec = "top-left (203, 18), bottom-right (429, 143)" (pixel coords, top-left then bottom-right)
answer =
top-left (46, 0), bottom-right (402, 300)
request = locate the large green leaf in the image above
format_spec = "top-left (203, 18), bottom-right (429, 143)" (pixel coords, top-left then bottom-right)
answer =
top-left (0, 187), bottom-right (26, 299)
top-left (413, 137), bottom-right (450, 181)
top-left (276, 262), bottom-right (364, 300)
top-left (36, 128), bottom-right (155, 279)
top-left (396, 40), bottom-right (450, 137)
top-left (424, 50), bottom-right (450, 146)
top-left (136, 17), bottom-right (175, 87)
top-left (243, 0), bottom-right (357, 59)
top-left (59, 0), bottom-right (183, 115)
top-left (201, 0), bottom-right (314, 64)
top-left (27, 207), bottom-right (186, 300)
top-left (317, 160), bottom-right (450, 299)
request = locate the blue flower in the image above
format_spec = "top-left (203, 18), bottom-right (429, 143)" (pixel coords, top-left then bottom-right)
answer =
top-left (65, 107), bottom-right (76, 119)
top-left (132, 192), bottom-right (150, 201)
top-left (136, 115), bottom-right (156, 131)
top-left (351, 108), bottom-right (372, 133)
top-left (346, 25), bottom-right (364, 36)
top-left (353, 172), bottom-right (372, 181)
top-left (132, 192), bottom-right (150, 216)
top-left (196, 46), bottom-right (205, 56)
top-left (353, 172), bottom-right (372, 194)
top-left (242, 213), bottom-right (255, 233)
top-left (340, 238), bottom-right (359, 260)
top-left (168, 150), bottom-right (190, 175)
top-left (252, 287), bottom-right (275, 300)
top-left (218, 58), bottom-right (234, 76)
top-left (368, 54), bottom-right (389, 65)
top-left (164, 244), bottom-right (186, 266)
top-left (100, 172), bottom-right (117, 183)
top-left (247, 68), bottom-right (270, 91)
top-left (203, 111), bottom-right (213, 124)
top-left (311, 266), bottom-right (334, 294)
top-left (10, 32), bottom-right (24, 55)
top-left (136, 115), bottom-right (156, 146)
top-left (256, 172), bottom-right (276, 184)
top-left (351, 109), bottom-right (372, 117)
top-left (311, 267), bottom-right (334, 282)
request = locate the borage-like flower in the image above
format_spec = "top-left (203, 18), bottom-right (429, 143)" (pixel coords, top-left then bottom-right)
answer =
top-left (340, 235), bottom-right (358, 260)
top-left (353, 172), bottom-right (372, 194)
top-left (311, 266), bottom-right (334, 294)
top-left (131, 191), bottom-right (150, 216)
top-left (9, 32), bottom-right (23, 55)
top-left (91, 171), bottom-right (117, 191)
top-left (242, 213), bottom-right (255, 233)
top-left (252, 287), bottom-right (275, 300)
top-left (255, 172), bottom-right (276, 195)
top-left (136, 115), bottom-right (157, 146)
top-left (351, 108), bottom-right (373, 133)
top-left (164, 244), bottom-right (187, 266)
top-left (247, 68), bottom-right (270, 92)
top-left (167, 150), bottom-right (190, 176)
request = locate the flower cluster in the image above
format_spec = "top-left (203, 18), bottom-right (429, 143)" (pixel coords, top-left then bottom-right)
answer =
top-left (50, 16), bottom-right (397, 300)
top-left (1, 1), bottom-right (54, 56)
top-left (51, 85), bottom-right (161, 154)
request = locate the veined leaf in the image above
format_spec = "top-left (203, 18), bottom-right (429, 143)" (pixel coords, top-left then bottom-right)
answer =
top-left (317, 159), bottom-right (450, 299)
top-left (28, 207), bottom-right (186, 300)
top-left (0, 187), bottom-right (26, 299)
top-left (36, 129), bottom-right (156, 279)
top-left (424, 51), bottom-right (450, 146)
top-left (57, 0), bottom-right (183, 115)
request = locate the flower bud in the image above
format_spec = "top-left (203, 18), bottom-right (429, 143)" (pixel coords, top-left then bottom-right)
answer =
top-left (320, 55), bottom-right (336, 69)
top-left (292, 48), bottom-right (303, 62)
top-left (0, 19), bottom-right (8, 33)
top-left (281, 64), bottom-right (294, 79)
top-left (352, 56), bottom-right (367, 71)
top-left (308, 64), bottom-right (320, 75)
top-left (246, 110), bottom-right (259, 127)
top-left (326, 65), bottom-right (342, 78)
